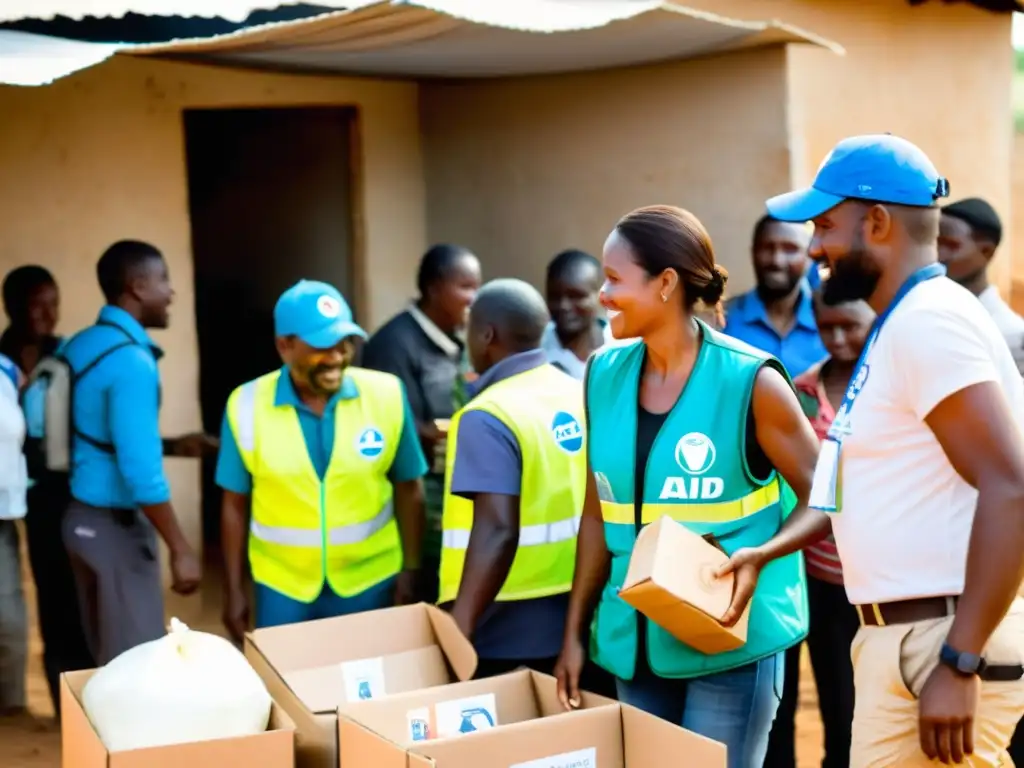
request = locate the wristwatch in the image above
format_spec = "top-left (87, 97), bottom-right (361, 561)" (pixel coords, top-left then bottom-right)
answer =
top-left (940, 642), bottom-right (987, 677)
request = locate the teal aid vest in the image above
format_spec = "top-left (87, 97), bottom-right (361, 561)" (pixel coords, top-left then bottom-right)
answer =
top-left (586, 324), bottom-right (808, 680)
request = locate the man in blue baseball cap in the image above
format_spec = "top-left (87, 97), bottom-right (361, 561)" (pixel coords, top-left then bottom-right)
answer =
top-left (215, 279), bottom-right (428, 640)
top-left (766, 133), bottom-right (952, 308)
top-left (719, 135), bottom-right (1024, 766)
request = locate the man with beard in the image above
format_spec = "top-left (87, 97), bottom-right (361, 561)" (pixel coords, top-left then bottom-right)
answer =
top-left (217, 280), bottom-right (428, 642)
top-left (722, 215), bottom-right (825, 376)
top-left (541, 249), bottom-right (614, 378)
top-left (721, 134), bottom-right (1024, 766)
top-left (938, 198), bottom-right (1024, 375)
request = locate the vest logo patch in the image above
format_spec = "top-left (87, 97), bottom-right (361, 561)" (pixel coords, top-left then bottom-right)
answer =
top-left (674, 432), bottom-right (716, 475)
top-left (659, 432), bottom-right (724, 501)
top-left (355, 427), bottom-right (385, 459)
top-left (551, 411), bottom-right (583, 454)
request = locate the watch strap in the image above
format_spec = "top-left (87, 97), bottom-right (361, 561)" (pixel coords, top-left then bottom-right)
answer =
top-left (941, 642), bottom-right (1024, 681)
top-left (980, 663), bottom-right (1024, 682)
top-left (940, 642), bottom-right (984, 675)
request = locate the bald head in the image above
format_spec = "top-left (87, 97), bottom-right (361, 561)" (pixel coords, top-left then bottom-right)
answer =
top-left (467, 278), bottom-right (550, 374)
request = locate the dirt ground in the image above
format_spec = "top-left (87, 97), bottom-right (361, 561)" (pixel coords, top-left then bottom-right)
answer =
top-left (0, 541), bottom-right (826, 767)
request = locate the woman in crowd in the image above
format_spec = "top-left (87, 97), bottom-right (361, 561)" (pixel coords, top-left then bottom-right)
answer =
top-left (0, 266), bottom-right (93, 718)
top-left (766, 288), bottom-right (874, 768)
top-left (361, 244), bottom-right (481, 602)
top-left (555, 205), bottom-right (820, 767)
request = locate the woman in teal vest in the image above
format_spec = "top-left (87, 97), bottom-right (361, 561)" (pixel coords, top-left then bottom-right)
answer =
top-left (554, 206), bottom-right (822, 767)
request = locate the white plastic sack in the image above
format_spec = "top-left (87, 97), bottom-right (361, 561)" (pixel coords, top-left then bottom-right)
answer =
top-left (82, 618), bottom-right (272, 752)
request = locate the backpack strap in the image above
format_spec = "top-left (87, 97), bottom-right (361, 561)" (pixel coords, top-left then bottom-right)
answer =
top-left (68, 321), bottom-right (146, 454)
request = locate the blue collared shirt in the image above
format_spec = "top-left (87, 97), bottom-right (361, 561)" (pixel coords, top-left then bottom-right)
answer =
top-left (721, 282), bottom-right (827, 377)
top-left (67, 306), bottom-right (169, 509)
top-left (447, 348), bottom-right (570, 661)
top-left (215, 366), bottom-right (427, 494)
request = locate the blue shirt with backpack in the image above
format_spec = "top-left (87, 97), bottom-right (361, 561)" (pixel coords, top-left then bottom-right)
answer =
top-left (23, 305), bottom-right (169, 509)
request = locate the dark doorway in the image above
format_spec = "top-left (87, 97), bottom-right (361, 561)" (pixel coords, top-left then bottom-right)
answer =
top-left (183, 106), bottom-right (358, 556)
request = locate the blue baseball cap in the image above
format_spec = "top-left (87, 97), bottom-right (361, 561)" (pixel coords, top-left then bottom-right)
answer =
top-left (273, 280), bottom-right (366, 349)
top-left (766, 134), bottom-right (950, 222)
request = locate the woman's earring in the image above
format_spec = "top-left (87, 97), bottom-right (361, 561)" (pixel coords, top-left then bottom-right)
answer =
top-left (661, 293), bottom-right (668, 303)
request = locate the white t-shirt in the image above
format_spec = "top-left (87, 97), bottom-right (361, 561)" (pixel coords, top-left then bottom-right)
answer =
top-left (540, 321), bottom-right (616, 380)
top-left (978, 285), bottom-right (1024, 376)
top-left (829, 277), bottom-right (1024, 605)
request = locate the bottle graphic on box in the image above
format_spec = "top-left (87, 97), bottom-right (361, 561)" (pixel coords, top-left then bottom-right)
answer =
top-left (407, 707), bottom-right (431, 742)
top-left (458, 707), bottom-right (495, 733)
top-left (357, 679), bottom-right (372, 700)
top-left (410, 718), bottom-right (429, 741)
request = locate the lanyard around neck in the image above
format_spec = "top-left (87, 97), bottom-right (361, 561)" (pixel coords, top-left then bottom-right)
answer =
top-left (828, 262), bottom-right (946, 439)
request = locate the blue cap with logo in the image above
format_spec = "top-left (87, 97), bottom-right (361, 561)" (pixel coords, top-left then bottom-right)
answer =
top-left (274, 279), bottom-right (366, 349)
top-left (766, 134), bottom-right (950, 222)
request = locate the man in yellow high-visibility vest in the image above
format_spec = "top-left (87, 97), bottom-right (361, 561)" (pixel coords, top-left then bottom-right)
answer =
top-left (439, 278), bottom-right (586, 678)
top-left (217, 280), bottom-right (428, 642)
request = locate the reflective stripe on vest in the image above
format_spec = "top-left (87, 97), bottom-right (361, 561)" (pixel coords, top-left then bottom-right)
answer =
top-left (442, 514), bottom-right (581, 550)
top-left (599, 484), bottom-right (780, 525)
top-left (251, 500), bottom-right (394, 547)
top-left (233, 381), bottom-right (257, 451)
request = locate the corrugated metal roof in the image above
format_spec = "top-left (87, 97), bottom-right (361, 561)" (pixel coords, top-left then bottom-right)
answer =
top-left (0, 0), bottom-right (349, 23)
top-left (0, 30), bottom-right (119, 85)
top-left (0, 1), bottom-right (843, 87)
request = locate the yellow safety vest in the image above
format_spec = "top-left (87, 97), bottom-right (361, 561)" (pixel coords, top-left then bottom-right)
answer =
top-left (226, 366), bottom-right (405, 602)
top-left (438, 363), bottom-right (586, 605)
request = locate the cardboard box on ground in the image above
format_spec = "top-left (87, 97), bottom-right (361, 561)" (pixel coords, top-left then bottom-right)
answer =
top-left (60, 670), bottom-right (297, 768)
top-left (337, 669), bottom-right (726, 767)
top-left (619, 516), bottom-right (750, 654)
top-left (244, 602), bottom-right (477, 768)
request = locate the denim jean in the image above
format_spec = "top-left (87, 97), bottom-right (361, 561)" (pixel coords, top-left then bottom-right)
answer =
top-left (254, 576), bottom-right (397, 628)
top-left (616, 651), bottom-right (784, 768)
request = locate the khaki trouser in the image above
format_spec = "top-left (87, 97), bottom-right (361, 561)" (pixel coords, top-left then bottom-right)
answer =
top-left (850, 598), bottom-right (1024, 767)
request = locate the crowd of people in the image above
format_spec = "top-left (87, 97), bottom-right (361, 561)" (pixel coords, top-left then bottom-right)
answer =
top-left (1, 133), bottom-right (1024, 767)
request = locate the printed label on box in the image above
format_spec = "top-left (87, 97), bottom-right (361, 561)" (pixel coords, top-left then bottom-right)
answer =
top-left (510, 747), bottom-right (597, 768)
top-left (434, 693), bottom-right (498, 738)
top-left (340, 657), bottom-right (387, 702)
top-left (407, 707), bottom-right (431, 742)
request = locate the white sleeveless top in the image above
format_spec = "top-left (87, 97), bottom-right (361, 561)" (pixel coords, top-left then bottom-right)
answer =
top-left (0, 354), bottom-right (27, 520)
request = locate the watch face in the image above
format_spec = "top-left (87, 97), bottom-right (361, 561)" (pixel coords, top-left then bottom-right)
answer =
top-left (942, 643), bottom-right (982, 675)
top-left (956, 652), bottom-right (981, 674)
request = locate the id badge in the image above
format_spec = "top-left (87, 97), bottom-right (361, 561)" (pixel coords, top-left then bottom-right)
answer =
top-left (809, 438), bottom-right (843, 514)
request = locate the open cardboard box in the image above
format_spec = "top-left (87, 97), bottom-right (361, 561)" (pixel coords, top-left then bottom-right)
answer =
top-left (337, 669), bottom-right (725, 767)
top-left (244, 602), bottom-right (477, 768)
top-left (60, 669), bottom-right (296, 768)
top-left (619, 516), bottom-right (750, 654)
